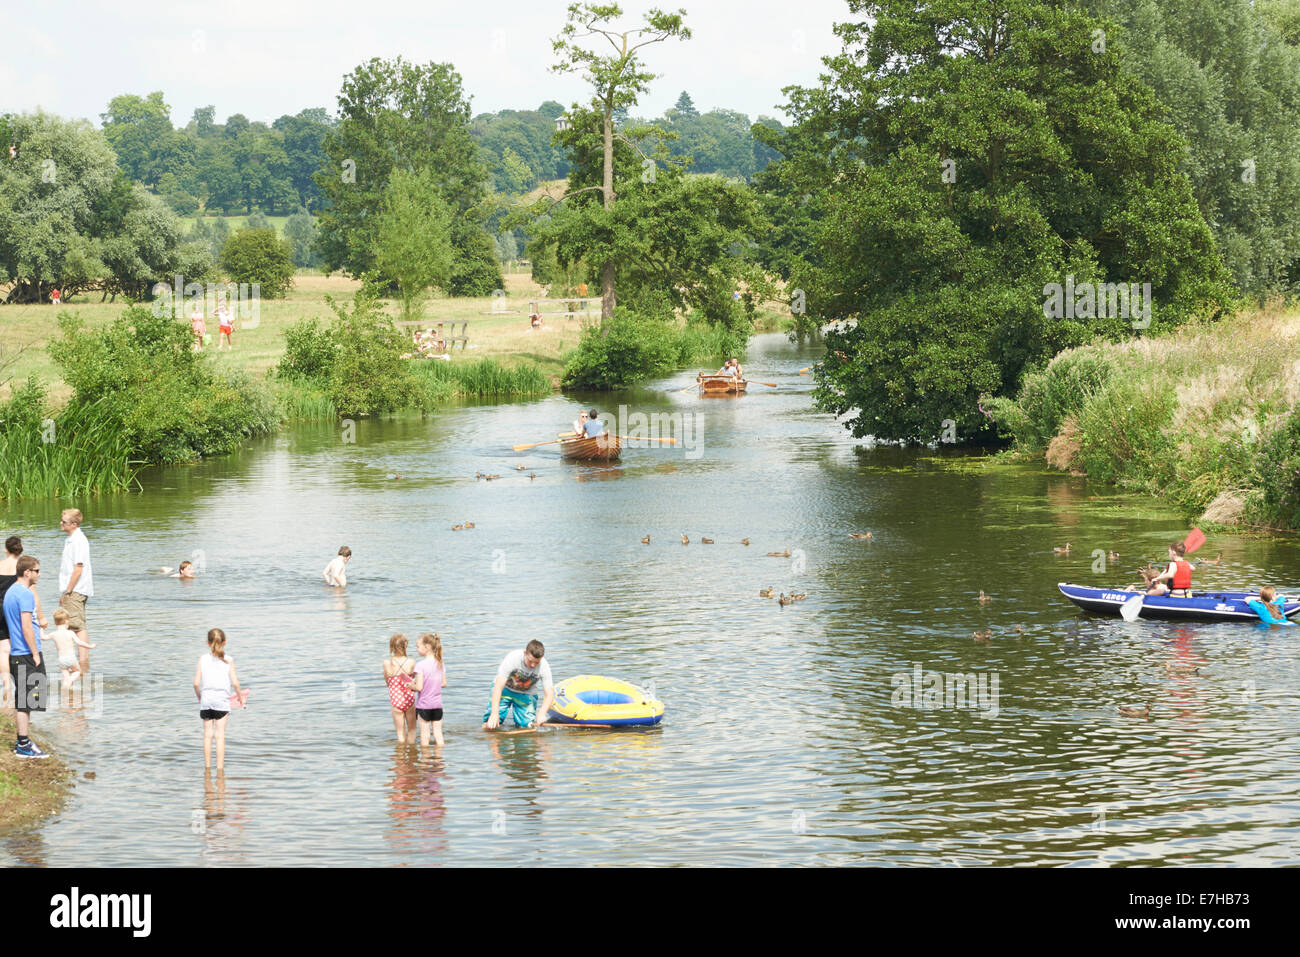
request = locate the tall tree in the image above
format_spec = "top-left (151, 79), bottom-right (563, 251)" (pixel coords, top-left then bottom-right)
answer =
top-left (374, 168), bottom-right (454, 322)
top-left (765, 0), bottom-right (1230, 443)
top-left (1083, 0), bottom-right (1300, 296)
top-left (550, 3), bottom-right (691, 321)
top-left (314, 57), bottom-right (498, 292)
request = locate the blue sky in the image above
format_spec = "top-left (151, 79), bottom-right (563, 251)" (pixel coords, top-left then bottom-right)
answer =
top-left (4, 0), bottom-right (851, 126)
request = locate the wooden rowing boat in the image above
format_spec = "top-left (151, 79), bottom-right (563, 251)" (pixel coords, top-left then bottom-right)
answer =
top-left (698, 374), bottom-right (747, 396)
top-left (558, 431), bottom-right (621, 462)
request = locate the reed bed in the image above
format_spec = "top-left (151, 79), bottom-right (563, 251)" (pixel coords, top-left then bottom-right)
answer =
top-left (0, 398), bottom-right (140, 500)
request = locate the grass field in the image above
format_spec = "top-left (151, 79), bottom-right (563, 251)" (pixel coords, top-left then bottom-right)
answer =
top-left (0, 272), bottom-right (597, 403)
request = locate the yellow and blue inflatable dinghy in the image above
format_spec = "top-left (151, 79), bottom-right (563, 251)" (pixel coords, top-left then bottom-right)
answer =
top-left (547, 675), bottom-right (664, 727)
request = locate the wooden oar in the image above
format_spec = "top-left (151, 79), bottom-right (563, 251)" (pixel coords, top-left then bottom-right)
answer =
top-left (615, 435), bottom-right (677, 444)
top-left (748, 380), bottom-right (778, 387)
top-left (513, 438), bottom-right (563, 452)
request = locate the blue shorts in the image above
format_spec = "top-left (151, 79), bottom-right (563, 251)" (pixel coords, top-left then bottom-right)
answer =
top-left (483, 688), bottom-right (538, 728)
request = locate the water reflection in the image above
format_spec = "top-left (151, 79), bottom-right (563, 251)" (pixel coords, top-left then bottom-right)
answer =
top-left (197, 771), bottom-right (251, 866)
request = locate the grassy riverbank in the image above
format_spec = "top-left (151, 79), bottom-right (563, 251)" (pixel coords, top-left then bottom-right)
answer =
top-left (0, 710), bottom-right (73, 834)
top-left (988, 301), bottom-right (1300, 530)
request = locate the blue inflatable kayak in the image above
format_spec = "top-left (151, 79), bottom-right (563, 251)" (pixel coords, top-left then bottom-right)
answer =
top-left (1059, 583), bottom-right (1300, 623)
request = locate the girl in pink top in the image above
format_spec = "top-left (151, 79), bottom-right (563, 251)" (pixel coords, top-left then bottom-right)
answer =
top-left (190, 307), bottom-right (207, 351)
top-left (410, 632), bottom-right (446, 746)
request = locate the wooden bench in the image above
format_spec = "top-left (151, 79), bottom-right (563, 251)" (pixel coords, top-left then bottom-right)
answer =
top-left (528, 297), bottom-right (598, 320)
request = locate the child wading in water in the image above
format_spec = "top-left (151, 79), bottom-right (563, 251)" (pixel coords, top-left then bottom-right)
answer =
top-left (323, 546), bottom-right (351, 587)
top-left (410, 633), bottom-right (447, 746)
top-left (47, 608), bottom-right (94, 689)
top-left (383, 634), bottom-right (417, 743)
top-left (193, 628), bottom-right (242, 771)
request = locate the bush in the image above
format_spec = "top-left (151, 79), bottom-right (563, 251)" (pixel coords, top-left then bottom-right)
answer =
top-left (562, 311), bottom-right (683, 389)
top-left (47, 306), bottom-right (280, 465)
top-left (1075, 376), bottom-right (1175, 486)
top-left (219, 228), bottom-right (295, 298)
top-left (324, 294), bottom-right (420, 417)
top-left (989, 347), bottom-right (1116, 448)
top-left (561, 310), bottom-right (749, 390)
top-left (277, 318), bottom-right (337, 381)
top-left (1255, 409), bottom-right (1300, 527)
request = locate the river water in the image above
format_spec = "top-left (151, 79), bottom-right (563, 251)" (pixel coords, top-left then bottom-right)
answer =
top-left (2, 332), bottom-right (1297, 866)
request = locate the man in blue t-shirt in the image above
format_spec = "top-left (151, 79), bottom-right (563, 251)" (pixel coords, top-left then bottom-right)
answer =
top-left (2, 555), bottom-right (49, 758)
top-left (583, 409), bottom-right (605, 439)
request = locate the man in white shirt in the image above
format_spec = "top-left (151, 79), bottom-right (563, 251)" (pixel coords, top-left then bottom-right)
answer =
top-left (58, 508), bottom-right (94, 673)
top-left (482, 640), bottom-right (555, 730)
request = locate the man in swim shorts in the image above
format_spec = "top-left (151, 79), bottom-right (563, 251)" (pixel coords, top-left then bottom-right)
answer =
top-left (482, 640), bottom-right (555, 730)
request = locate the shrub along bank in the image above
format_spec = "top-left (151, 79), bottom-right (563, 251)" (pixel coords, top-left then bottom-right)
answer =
top-left (986, 304), bottom-right (1300, 529)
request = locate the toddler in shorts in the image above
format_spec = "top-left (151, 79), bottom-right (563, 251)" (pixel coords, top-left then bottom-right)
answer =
top-left (46, 608), bottom-right (95, 689)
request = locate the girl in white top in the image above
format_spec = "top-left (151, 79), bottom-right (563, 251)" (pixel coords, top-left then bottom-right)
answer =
top-left (193, 628), bottom-right (243, 771)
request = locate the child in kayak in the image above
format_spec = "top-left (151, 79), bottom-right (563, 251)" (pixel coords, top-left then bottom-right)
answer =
top-left (1152, 542), bottom-right (1193, 597)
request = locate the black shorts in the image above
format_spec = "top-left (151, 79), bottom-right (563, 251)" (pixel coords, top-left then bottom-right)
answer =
top-left (417, 708), bottom-right (443, 722)
top-left (199, 709), bottom-right (229, 721)
top-left (10, 655), bottom-right (47, 713)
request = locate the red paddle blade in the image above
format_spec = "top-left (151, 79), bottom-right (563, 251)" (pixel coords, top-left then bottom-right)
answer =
top-left (1184, 528), bottom-right (1206, 554)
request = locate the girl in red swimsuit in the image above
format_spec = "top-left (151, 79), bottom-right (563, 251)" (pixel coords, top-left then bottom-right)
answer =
top-left (383, 634), bottom-right (417, 743)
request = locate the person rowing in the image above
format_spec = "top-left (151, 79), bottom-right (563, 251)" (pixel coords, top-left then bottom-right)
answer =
top-left (1152, 541), bottom-right (1194, 597)
top-left (583, 409), bottom-right (606, 439)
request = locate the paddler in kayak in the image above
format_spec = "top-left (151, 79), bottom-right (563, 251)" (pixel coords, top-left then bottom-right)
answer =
top-left (1151, 542), bottom-right (1194, 597)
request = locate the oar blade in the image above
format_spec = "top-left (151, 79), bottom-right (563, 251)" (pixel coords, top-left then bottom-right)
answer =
top-left (1184, 528), bottom-right (1206, 554)
top-left (1120, 594), bottom-right (1144, 622)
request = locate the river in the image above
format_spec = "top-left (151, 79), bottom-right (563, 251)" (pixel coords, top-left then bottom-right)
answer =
top-left (2, 332), bottom-right (1297, 866)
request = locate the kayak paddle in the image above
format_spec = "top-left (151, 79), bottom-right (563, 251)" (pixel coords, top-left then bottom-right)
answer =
top-left (1120, 594), bottom-right (1144, 622)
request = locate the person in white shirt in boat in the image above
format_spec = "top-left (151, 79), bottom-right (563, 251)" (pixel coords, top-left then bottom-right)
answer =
top-left (571, 409), bottom-right (588, 437)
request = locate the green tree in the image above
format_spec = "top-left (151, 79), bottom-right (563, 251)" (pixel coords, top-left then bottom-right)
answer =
top-left (100, 92), bottom-right (176, 185)
top-left (767, 0), bottom-right (1230, 443)
top-left (315, 57), bottom-right (495, 283)
top-left (284, 208), bottom-right (319, 267)
top-left (1083, 0), bottom-right (1300, 296)
top-left (219, 228), bottom-right (295, 298)
top-left (549, 3), bottom-right (691, 321)
top-left (374, 168), bottom-right (454, 321)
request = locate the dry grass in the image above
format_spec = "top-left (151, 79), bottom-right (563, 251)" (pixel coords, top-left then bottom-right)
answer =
top-left (1046, 414), bottom-right (1083, 472)
top-left (1201, 489), bottom-right (1248, 525)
